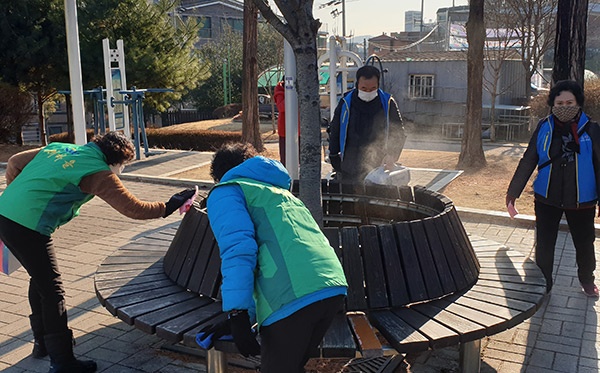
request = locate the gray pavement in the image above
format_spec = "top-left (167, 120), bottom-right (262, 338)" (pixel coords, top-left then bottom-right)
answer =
top-left (1, 139), bottom-right (599, 372)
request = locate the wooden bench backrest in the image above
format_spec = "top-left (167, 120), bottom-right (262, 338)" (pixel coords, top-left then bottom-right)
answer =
top-left (164, 184), bottom-right (480, 312)
top-left (163, 203), bottom-right (221, 299)
top-left (317, 183), bottom-right (480, 311)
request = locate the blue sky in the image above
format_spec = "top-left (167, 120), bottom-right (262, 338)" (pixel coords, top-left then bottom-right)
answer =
top-left (312, 0), bottom-right (469, 38)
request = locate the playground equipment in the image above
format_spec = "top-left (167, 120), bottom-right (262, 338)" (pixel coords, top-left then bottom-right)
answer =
top-left (317, 36), bottom-right (363, 120)
top-left (112, 87), bottom-right (173, 160)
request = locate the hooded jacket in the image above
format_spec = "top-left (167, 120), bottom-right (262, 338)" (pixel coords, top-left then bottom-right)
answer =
top-left (206, 156), bottom-right (347, 327)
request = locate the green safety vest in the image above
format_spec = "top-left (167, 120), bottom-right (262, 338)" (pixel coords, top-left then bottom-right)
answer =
top-left (0, 142), bottom-right (110, 236)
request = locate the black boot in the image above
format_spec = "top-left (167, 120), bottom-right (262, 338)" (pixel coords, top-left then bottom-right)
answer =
top-left (44, 330), bottom-right (97, 373)
top-left (29, 314), bottom-right (48, 359)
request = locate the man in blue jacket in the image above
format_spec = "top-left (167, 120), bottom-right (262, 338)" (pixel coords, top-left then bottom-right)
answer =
top-left (328, 65), bottom-right (406, 182)
top-left (199, 143), bottom-right (348, 373)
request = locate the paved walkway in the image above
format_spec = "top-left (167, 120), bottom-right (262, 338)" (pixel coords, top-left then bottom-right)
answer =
top-left (0, 139), bottom-right (599, 372)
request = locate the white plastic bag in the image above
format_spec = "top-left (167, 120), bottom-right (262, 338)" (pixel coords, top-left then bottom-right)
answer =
top-left (364, 164), bottom-right (411, 186)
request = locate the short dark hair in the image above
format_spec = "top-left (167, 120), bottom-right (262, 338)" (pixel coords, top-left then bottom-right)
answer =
top-left (210, 142), bottom-right (258, 182)
top-left (92, 131), bottom-right (135, 165)
top-left (356, 65), bottom-right (380, 84)
top-left (547, 80), bottom-right (585, 107)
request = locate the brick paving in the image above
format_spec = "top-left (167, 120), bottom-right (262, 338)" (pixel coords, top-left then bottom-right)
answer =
top-left (1, 140), bottom-right (599, 372)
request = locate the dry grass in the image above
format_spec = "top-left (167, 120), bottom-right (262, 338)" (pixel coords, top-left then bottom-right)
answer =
top-left (1, 119), bottom-right (537, 216)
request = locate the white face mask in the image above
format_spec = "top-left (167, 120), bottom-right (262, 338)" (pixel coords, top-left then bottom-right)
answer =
top-left (358, 89), bottom-right (378, 102)
top-left (109, 163), bottom-right (125, 175)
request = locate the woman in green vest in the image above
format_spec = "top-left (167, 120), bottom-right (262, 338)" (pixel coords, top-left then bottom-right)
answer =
top-left (0, 131), bottom-right (196, 373)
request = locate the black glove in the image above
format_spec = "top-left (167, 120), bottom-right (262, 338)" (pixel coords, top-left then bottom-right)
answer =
top-left (196, 317), bottom-right (231, 350)
top-left (229, 310), bottom-right (260, 357)
top-left (329, 154), bottom-right (341, 171)
top-left (164, 188), bottom-right (197, 217)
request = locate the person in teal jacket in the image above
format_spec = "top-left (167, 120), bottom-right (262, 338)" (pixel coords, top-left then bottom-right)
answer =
top-left (0, 132), bottom-right (196, 373)
top-left (198, 142), bottom-right (347, 373)
top-left (507, 80), bottom-right (600, 297)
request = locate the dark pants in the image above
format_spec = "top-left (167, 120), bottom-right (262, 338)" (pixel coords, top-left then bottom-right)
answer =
top-left (0, 215), bottom-right (68, 335)
top-left (259, 295), bottom-right (345, 373)
top-left (534, 201), bottom-right (596, 291)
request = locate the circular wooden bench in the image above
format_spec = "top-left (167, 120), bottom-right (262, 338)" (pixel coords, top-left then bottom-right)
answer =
top-left (95, 181), bottom-right (547, 373)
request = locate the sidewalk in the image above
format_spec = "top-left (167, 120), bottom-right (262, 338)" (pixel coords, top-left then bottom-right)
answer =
top-left (1, 143), bottom-right (599, 372)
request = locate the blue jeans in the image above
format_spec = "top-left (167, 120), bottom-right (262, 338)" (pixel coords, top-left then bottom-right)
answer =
top-left (0, 215), bottom-right (68, 335)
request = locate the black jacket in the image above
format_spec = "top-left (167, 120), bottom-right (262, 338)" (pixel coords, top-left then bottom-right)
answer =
top-left (328, 90), bottom-right (405, 181)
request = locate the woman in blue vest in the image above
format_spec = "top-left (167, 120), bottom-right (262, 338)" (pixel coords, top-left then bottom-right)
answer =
top-left (0, 132), bottom-right (196, 372)
top-left (198, 142), bottom-right (347, 373)
top-left (328, 65), bottom-right (406, 183)
top-left (506, 80), bottom-right (600, 296)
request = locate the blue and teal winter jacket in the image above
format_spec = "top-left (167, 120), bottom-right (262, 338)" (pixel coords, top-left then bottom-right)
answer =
top-left (206, 156), bottom-right (347, 327)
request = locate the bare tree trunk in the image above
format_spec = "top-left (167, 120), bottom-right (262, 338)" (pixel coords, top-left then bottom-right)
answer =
top-left (295, 47), bottom-right (323, 223)
top-left (37, 91), bottom-right (47, 146)
top-left (459, 0), bottom-right (487, 168)
top-left (252, 0), bottom-right (324, 223)
top-left (241, 0), bottom-right (263, 151)
top-left (552, 0), bottom-right (588, 87)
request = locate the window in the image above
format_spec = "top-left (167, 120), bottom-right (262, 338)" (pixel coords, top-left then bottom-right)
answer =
top-left (222, 18), bottom-right (243, 32)
top-left (198, 17), bottom-right (212, 39)
top-left (408, 74), bottom-right (434, 99)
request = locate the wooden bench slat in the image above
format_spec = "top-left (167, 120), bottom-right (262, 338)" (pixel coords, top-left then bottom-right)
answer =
top-left (94, 266), bottom-right (164, 282)
top-left (103, 285), bottom-right (185, 315)
top-left (431, 298), bottom-right (508, 336)
top-left (117, 291), bottom-right (198, 325)
top-left (437, 213), bottom-right (479, 284)
top-left (478, 272), bottom-right (546, 286)
top-left (134, 297), bottom-right (213, 334)
top-left (341, 227), bottom-right (368, 311)
top-left (93, 273), bottom-right (169, 291)
top-left (391, 307), bottom-right (460, 349)
top-left (323, 227), bottom-right (341, 259)
top-left (118, 242), bottom-right (170, 252)
top-left (461, 288), bottom-right (538, 314)
top-left (156, 301), bottom-right (224, 342)
top-left (421, 218), bottom-right (456, 294)
top-left (347, 313), bottom-right (383, 358)
top-left (176, 213), bottom-right (211, 288)
top-left (320, 313), bottom-right (357, 358)
top-left (471, 284), bottom-right (546, 303)
top-left (197, 229), bottom-right (222, 298)
top-left (96, 278), bottom-right (175, 301)
top-left (431, 216), bottom-right (469, 289)
top-left (411, 302), bottom-right (487, 342)
top-left (164, 206), bottom-right (204, 275)
top-left (100, 254), bottom-right (162, 265)
top-left (446, 209), bottom-right (480, 272)
top-left (377, 225), bottom-right (410, 307)
top-left (369, 310), bottom-right (429, 353)
top-left (408, 221), bottom-right (445, 299)
top-left (187, 226), bottom-right (219, 296)
top-left (96, 261), bottom-right (164, 274)
top-left (393, 222), bottom-right (427, 302)
top-left (359, 226), bottom-right (389, 309)
top-left (475, 278), bottom-right (546, 294)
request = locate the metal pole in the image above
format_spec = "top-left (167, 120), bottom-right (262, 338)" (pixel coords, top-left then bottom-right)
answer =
top-left (64, 0), bottom-right (87, 145)
top-left (328, 36), bottom-right (338, 121)
top-left (284, 40), bottom-right (299, 180)
top-left (342, 0), bottom-right (346, 37)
